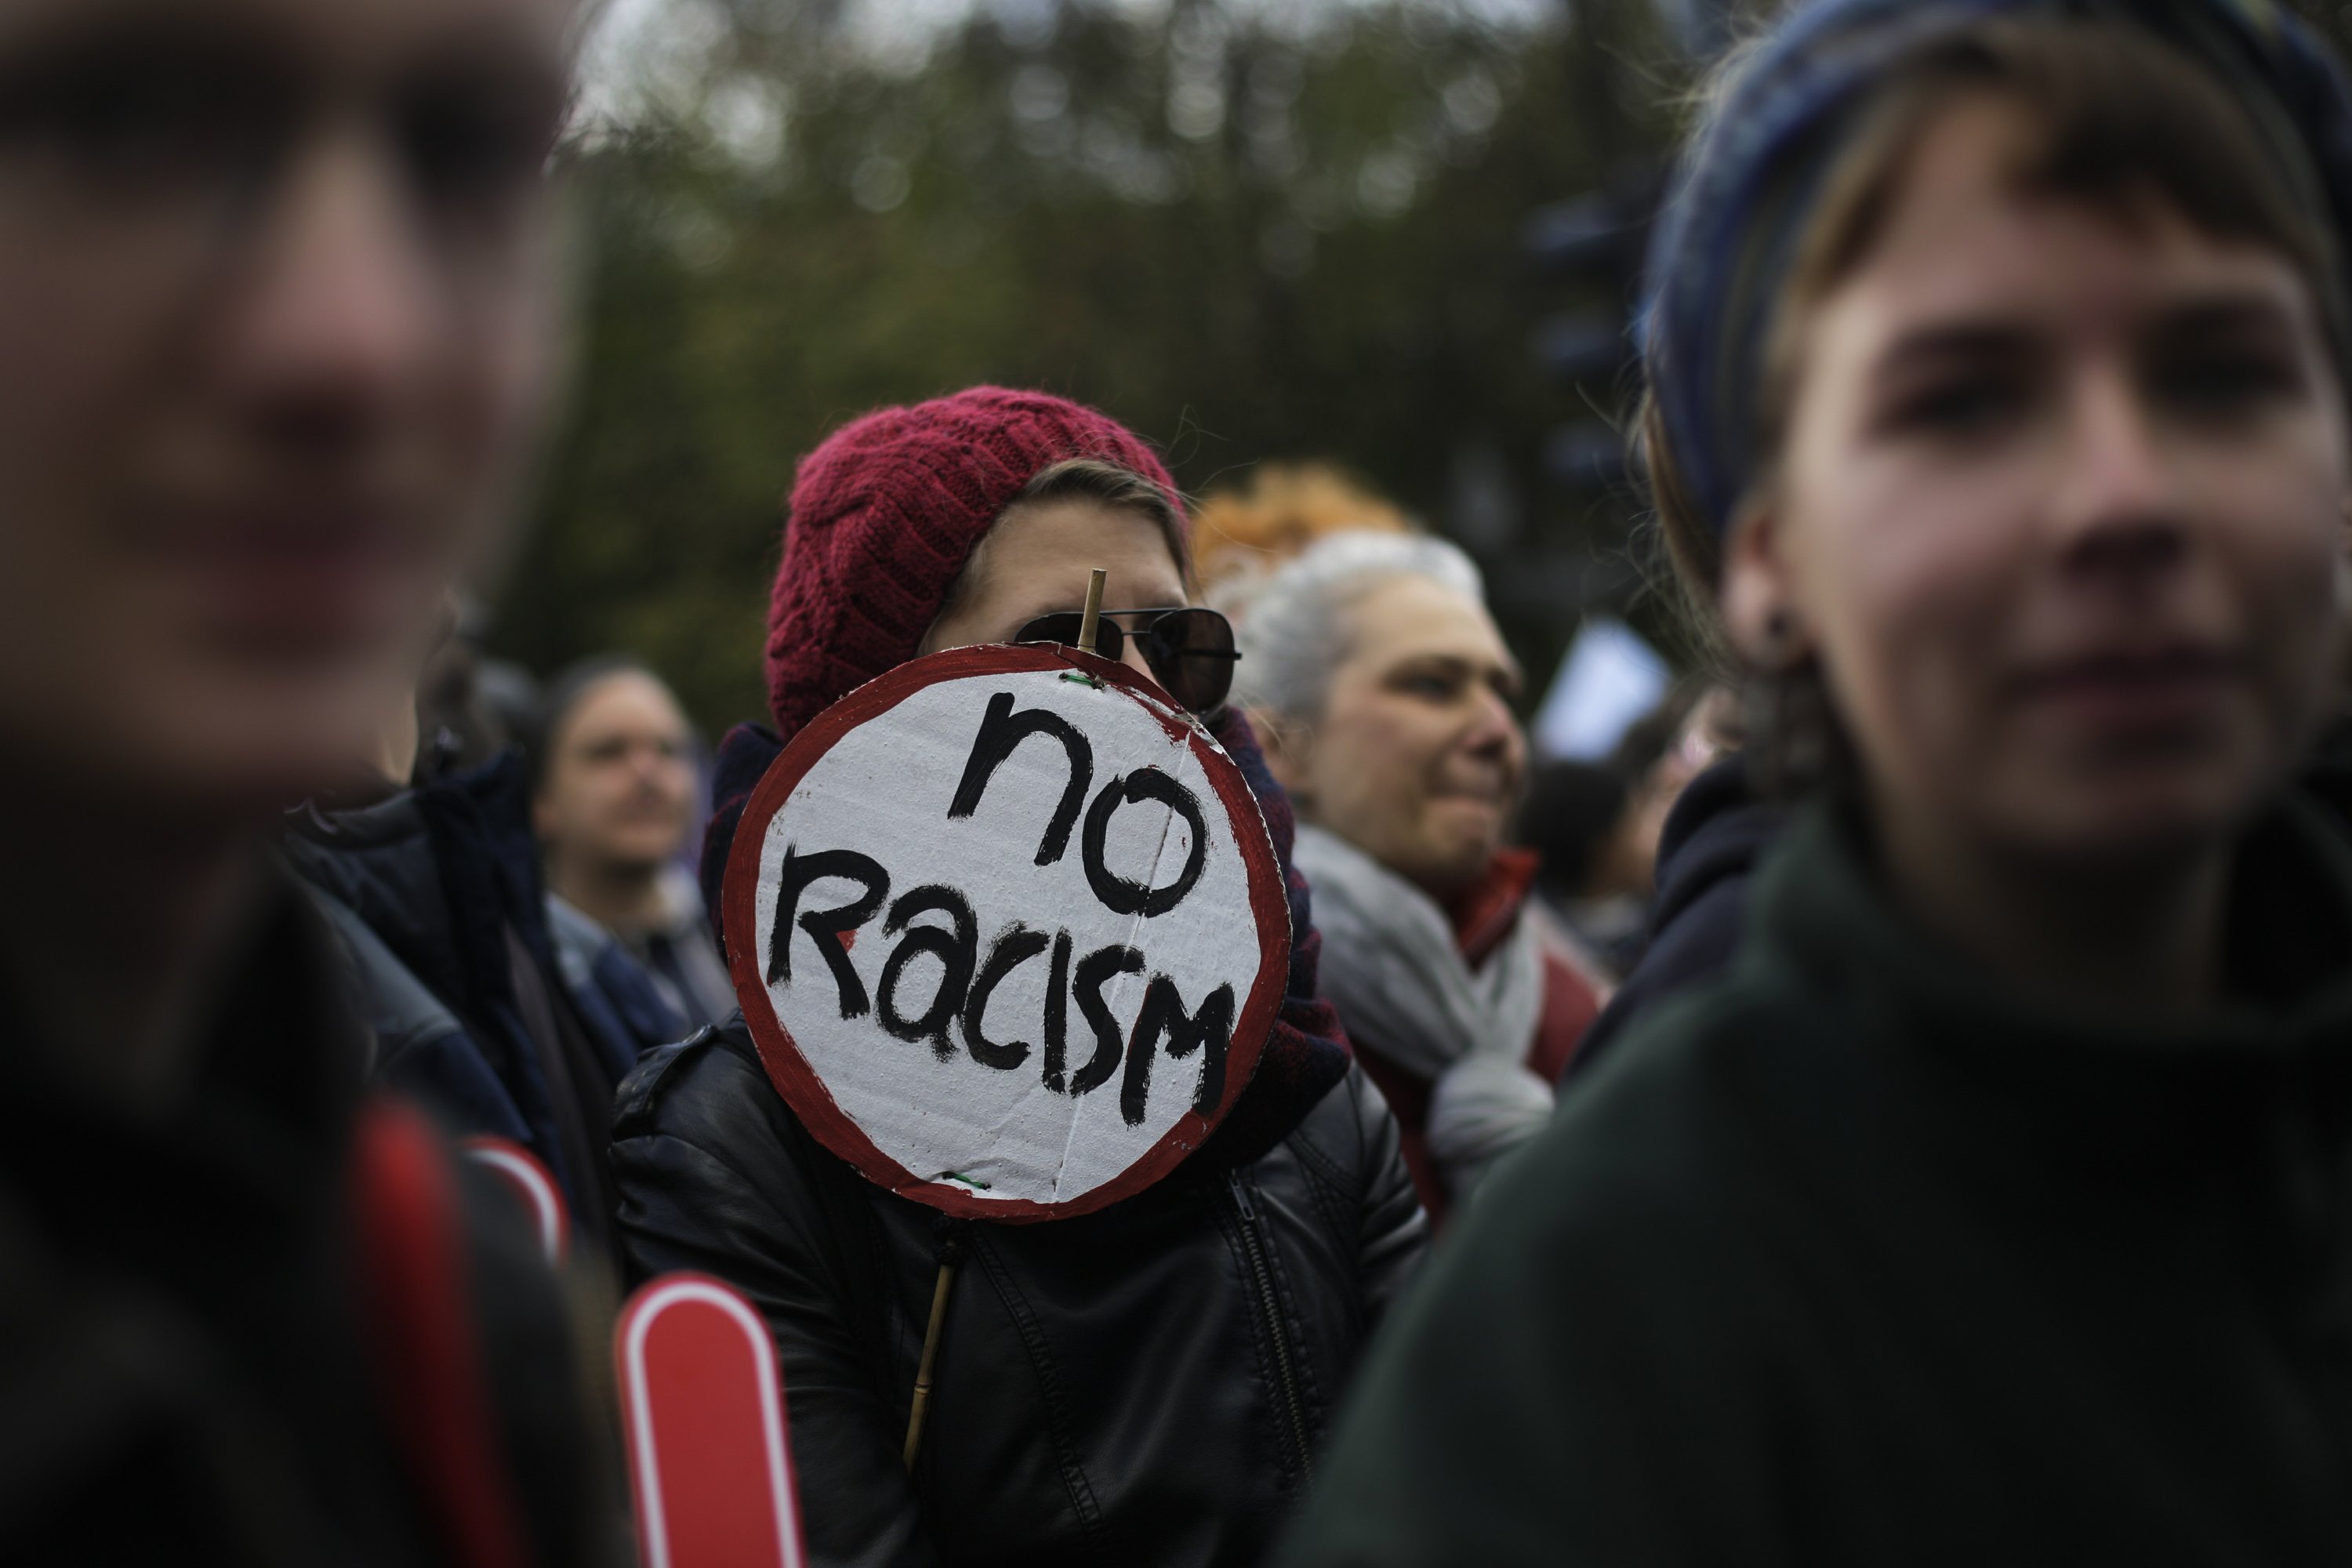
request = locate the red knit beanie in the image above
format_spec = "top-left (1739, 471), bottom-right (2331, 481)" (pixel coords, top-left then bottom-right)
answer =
top-left (764, 387), bottom-right (1185, 738)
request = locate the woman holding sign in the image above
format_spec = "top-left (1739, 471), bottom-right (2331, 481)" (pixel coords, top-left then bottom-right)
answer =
top-left (1285, 2), bottom-right (2352, 1563)
top-left (612, 387), bottom-right (1425, 1567)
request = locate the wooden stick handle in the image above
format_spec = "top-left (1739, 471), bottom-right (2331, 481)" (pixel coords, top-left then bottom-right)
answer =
top-left (1075, 568), bottom-right (1109, 655)
top-left (902, 1258), bottom-right (959, 1469)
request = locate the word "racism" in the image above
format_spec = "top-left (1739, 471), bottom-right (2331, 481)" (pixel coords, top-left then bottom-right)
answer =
top-left (767, 691), bottom-right (1236, 1128)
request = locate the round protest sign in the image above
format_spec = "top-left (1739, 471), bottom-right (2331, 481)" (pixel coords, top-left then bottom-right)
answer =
top-left (723, 644), bottom-right (1290, 1223)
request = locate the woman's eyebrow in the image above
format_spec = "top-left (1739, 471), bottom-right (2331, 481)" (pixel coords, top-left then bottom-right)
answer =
top-left (2151, 292), bottom-right (2303, 347)
top-left (0, 12), bottom-right (292, 103)
top-left (1014, 598), bottom-right (1185, 619)
top-left (1389, 652), bottom-right (1483, 683)
top-left (1870, 320), bottom-right (2041, 390)
top-left (399, 38), bottom-right (571, 116)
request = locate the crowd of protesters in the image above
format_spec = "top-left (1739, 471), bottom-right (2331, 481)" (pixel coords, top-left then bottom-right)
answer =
top-left (10, 0), bottom-right (2352, 1563)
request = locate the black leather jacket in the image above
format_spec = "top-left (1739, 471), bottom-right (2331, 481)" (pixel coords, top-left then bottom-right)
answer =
top-left (612, 1020), bottom-right (1424, 1567)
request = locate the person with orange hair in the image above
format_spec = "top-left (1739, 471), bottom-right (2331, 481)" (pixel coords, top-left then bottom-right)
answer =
top-left (1191, 461), bottom-right (1416, 596)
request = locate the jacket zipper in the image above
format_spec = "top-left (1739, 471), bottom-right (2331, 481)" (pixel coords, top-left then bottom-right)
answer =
top-left (1227, 1171), bottom-right (1313, 1483)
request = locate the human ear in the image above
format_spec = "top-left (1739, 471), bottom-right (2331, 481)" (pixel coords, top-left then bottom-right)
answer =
top-left (1721, 503), bottom-right (1812, 670)
top-left (2338, 493), bottom-right (2352, 609)
top-left (2334, 496), bottom-right (2352, 689)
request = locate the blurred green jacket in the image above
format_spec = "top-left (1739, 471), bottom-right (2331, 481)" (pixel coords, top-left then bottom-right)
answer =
top-left (1281, 794), bottom-right (2352, 1566)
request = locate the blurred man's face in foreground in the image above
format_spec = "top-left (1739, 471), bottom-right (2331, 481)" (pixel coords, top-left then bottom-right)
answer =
top-left (0, 0), bottom-right (577, 811)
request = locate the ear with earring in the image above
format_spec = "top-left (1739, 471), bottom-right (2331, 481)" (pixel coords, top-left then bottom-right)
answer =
top-left (2336, 502), bottom-right (2352, 712)
top-left (2337, 495), bottom-right (2352, 612)
top-left (1742, 604), bottom-right (1838, 793)
top-left (1751, 604), bottom-right (1817, 681)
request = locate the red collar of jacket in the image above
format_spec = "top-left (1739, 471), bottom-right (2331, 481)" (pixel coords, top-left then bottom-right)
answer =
top-left (1446, 848), bottom-right (1541, 970)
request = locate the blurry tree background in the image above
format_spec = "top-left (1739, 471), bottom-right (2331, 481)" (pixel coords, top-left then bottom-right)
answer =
top-left (499, 0), bottom-right (1696, 732)
top-left (496, 0), bottom-right (2352, 735)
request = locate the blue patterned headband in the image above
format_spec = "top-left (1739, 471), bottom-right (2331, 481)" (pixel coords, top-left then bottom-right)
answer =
top-left (1639, 0), bottom-right (2352, 539)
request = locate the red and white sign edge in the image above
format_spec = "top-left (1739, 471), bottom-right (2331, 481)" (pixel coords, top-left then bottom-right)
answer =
top-left (618, 1272), bottom-right (804, 1568)
top-left (459, 1136), bottom-right (569, 1268)
top-left (722, 643), bottom-right (1292, 1225)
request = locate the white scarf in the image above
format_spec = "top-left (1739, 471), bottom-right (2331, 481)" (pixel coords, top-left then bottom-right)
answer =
top-left (1293, 824), bottom-right (1555, 1200)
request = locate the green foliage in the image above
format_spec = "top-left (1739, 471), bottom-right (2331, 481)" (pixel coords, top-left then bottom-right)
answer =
top-left (503, 0), bottom-right (2352, 735)
top-left (499, 0), bottom-right (1685, 733)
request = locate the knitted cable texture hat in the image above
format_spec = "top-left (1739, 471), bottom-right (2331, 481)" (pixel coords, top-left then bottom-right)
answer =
top-left (764, 386), bottom-right (1184, 739)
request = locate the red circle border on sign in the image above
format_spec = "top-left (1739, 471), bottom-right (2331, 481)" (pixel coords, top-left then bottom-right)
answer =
top-left (720, 644), bottom-right (1291, 1224)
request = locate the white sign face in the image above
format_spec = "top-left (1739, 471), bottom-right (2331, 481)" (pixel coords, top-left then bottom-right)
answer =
top-left (724, 646), bottom-right (1288, 1222)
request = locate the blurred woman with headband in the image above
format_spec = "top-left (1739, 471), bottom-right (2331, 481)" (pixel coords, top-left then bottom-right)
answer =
top-left (1287, 2), bottom-right (2352, 1560)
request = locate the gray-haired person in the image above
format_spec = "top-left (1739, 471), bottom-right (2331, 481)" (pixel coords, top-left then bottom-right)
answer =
top-left (1230, 531), bottom-right (1604, 1225)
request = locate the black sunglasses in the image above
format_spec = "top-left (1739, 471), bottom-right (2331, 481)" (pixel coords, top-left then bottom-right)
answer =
top-left (1014, 606), bottom-right (1241, 715)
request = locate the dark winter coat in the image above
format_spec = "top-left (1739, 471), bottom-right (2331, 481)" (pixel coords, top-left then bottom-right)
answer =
top-left (0, 880), bottom-right (608, 1566)
top-left (616, 1026), bottom-right (1419, 1568)
top-left (287, 752), bottom-right (684, 1226)
top-left (618, 708), bottom-right (1426, 1567)
top-left (1283, 793), bottom-right (2352, 1566)
top-left (1567, 754), bottom-right (1783, 1079)
top-left (1581, 735), bottom-right (2352, 1081)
